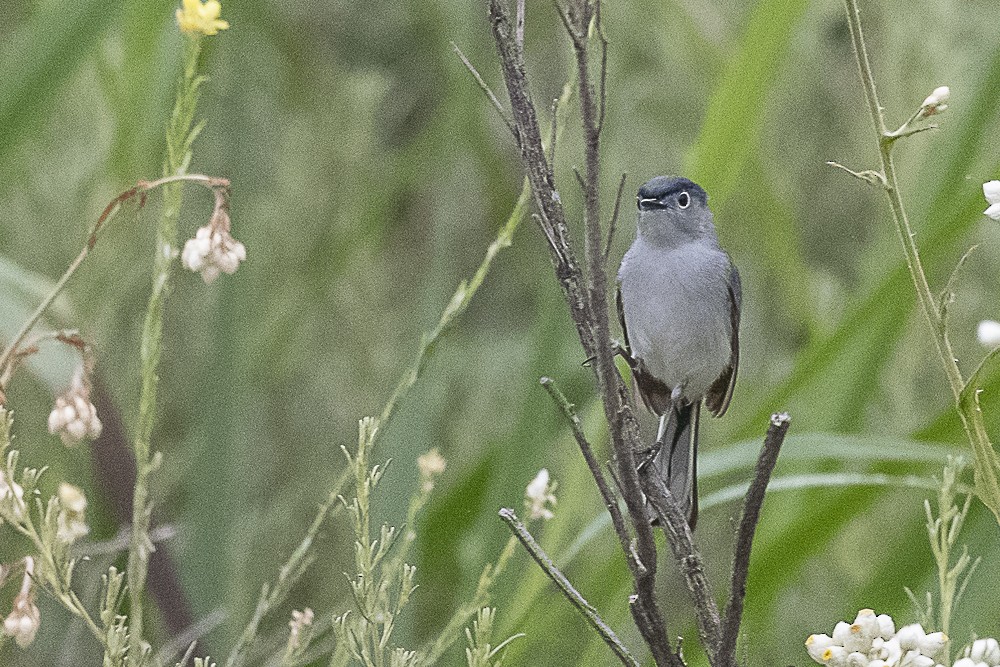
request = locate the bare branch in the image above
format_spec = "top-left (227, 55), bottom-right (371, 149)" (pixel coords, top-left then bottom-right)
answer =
top-left (717, 413), bottom-right (791, 667)
top-left (604, 172), bottom-right (627, 263)
top-left (487, 2), bottom-right (678, 664)
top-left (499, 508), bottom-right (641, 667)
top-left (450, 42), bottom-right (517, 139)
top-left (540, 377), bottom-right (637, 571)
top-left (642, 474), bottom-right (722, 658)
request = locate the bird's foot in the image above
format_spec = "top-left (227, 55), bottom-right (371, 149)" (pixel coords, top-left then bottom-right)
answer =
top-left (636, 438), bottom-right (664, 472)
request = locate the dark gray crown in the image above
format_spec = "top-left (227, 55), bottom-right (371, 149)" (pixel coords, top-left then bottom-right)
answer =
top-left (637, 176), bottom-right (707, 210)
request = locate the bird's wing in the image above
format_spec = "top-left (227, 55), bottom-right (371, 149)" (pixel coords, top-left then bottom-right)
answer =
top-left (617, 283), bottom-right (672, 415)
top-left (705, 262), bottom-right (741, 417)
top-left (616, 285), bottom-right (631, 357)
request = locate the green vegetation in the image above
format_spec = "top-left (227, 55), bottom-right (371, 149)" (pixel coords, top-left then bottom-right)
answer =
top-left (1, 0), bottom-right (1000, 664)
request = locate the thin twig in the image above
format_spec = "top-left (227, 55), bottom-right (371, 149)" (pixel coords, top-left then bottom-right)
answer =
top-left (153, 608), bottom-right (227, 667)
top-left (539, 377), bottom-right (637, 572)
top-left (595, 0), bottom-right (609, 136)
top-left (498, 508), bottom-right (640, 667)
top-left (547, 98), bottom-right (560, 166)
top-left (717, 413), bottom-right (791, 667)
top-left (604, 172), bottom-right (627, 263)
top-left (450, 42), bottom-right (517, 139)
top-left (72, 525), bottom-right (178, 559)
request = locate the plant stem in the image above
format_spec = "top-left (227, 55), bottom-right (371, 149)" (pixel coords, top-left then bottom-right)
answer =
top-left (498, 508), bottom-right (640, 667)
top-left (0, 248), bottom-right (88, 377)
top-left (127, 36), bottom-right (203, 665)
top-left (842, 0), bottom-right (1000, 520)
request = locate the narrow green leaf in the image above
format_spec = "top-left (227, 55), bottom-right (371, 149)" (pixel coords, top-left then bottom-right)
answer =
top-left (685, 0), bottom-right (810, 205)
top-left (0, 1), bottom-right (120, 159)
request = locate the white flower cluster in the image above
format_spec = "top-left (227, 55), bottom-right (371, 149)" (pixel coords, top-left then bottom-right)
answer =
top-left (181, 221), bottom-right (247, 283)
top-left (47, 375), bottom-right (101, 446)
top-left (806, 610), bottom-right (946, 667)
top-left (954, 638), bottom-right (1000, 667)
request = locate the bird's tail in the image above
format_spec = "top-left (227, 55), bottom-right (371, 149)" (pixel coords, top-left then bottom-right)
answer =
top-left (653, 400), bottom-right (700, 529)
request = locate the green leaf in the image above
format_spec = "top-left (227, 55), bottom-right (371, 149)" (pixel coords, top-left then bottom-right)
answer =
top-left (0, 254), bottom-right (77, 391)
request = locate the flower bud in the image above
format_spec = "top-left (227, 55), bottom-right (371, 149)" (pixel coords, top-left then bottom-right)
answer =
top-left (524, 469), bottom-right (557, 521)
top-left (967, 637), bottom-right (1000, 663)
top-left (876, 613), bottom-right (896, 639)
top-left (895, 623), bottom-right (926, 651)
top-left (918, 85), bottom-right (950, 117)
top-left (806, 634), bottom-right (835, 663)
top-left (984, 181), bottom-right (1000, 220)
top-left (56, 483), bottom-right (89, 544)
top-left (844, 608), bottom-right (878, 652)
top-left (916, 631), bottom-right (946, 657)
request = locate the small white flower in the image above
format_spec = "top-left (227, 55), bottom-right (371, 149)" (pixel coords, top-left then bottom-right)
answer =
top-left (3, 558), bottom-right (39, 648)
top-left (967, 637), bottom-right (1000, 663)
top-left (820, 645), bottom-right (848, 666)
top-left (844, 609), bottom-right (879, 653)
top-left (0, 477), bottom-right (24, 524)
top-left (916, 631), bottom-right (946, 657)
top-left (417, 449), bottom-right (446, 493)
top-left (899, 649), bottom-right (934, 667)
top-left (918, 86), bottom-right (950, 117)
top-left (287, 607), bottom-right (314, 651)
top-left (876, 614), bottom-right (896, 640)
top-left (845, 651), bottom-right (867, 667)
top-left (3, 596), bottom-right (39, 648)
top-left (951, 659), bottom-right (980, 667)
top-left (896, 624), bottom-right (926, 651)
top-left (832, 621), bottom-right (853, 646)
top-left (978, 320), bottom-right (1000, 347)
top-left (806, 634), bottom-right (835, 663)
top-left (47, 375), bottom-right (101, 446)
top-left (524, 469), bottom-right (557, 521)
top-left (880, 637), bottom-right (904, 664)
top-left (56, 483), bottom-right (89, 544)
top-left (181, 208), bottom-right (246, 284)
top-left (984, 181), bottom-right (1000, 220)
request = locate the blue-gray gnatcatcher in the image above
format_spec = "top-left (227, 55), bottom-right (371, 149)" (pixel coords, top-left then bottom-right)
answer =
top-left (616, 175), bottom-right (741, 528)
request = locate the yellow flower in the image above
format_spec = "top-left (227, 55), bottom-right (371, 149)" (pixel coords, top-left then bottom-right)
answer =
top-left (176, 0), bottom-right (229, 36)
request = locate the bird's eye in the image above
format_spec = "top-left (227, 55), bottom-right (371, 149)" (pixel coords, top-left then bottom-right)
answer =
top-left (677, 191), bottom-right (691, 209)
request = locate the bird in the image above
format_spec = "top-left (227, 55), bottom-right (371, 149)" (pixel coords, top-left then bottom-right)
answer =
top-left (616, 175), bottom-right (741, 529)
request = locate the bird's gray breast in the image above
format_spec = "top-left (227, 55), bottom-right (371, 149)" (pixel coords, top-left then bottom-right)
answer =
top-left (618, 239), bottom-right (733, 401)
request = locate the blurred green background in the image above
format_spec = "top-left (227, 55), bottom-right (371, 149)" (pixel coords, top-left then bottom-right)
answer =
top-left (2, 0), bottom-right (1000, 664)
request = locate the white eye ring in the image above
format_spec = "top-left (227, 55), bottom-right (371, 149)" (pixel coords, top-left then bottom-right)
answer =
top-left (677, 191), bottom-right (691, 209)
